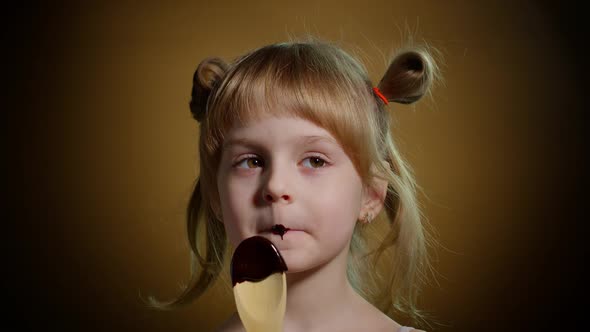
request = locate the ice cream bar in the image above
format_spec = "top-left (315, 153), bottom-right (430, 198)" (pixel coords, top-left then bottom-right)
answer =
top-left (231, 236), bottom-right (288, 332)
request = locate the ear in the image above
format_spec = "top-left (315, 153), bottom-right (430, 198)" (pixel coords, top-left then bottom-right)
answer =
top-left (189, 57), bottom-right (228, 122)
top-left (358, 162), bottom-right (389, 224)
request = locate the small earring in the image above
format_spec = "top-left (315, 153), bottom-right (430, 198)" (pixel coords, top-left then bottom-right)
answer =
top-left (362, 212), bottom-right (373, 224)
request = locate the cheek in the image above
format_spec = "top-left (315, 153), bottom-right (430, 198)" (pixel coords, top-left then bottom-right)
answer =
top-left (217, 175), bottom-right (256, 246)
top-left (321, 204), bottom-right (358, 242)
top-left (313, 180), bottom-right (363, 239)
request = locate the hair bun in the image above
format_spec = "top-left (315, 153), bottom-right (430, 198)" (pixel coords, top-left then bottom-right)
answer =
top-left (189, 57), bottom-right (228, 122)
top-left (377, 50), bottom-right (435, 105)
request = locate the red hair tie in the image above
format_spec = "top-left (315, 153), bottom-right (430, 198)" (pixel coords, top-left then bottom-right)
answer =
top-left (372, 87), bottom-right (389, 105)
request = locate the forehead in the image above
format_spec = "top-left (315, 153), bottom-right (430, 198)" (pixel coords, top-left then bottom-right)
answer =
top-left (222, 116), bottom-right (341, 150)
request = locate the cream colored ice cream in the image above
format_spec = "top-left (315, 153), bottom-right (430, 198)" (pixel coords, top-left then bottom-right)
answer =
top-left (231, 236), bottom-right (288, 332)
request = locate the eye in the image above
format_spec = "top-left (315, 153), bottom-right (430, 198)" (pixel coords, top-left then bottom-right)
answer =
top-left (235, 157), bottom-right (264, 169)
top-left (302, 156), bottom-right (327, 168)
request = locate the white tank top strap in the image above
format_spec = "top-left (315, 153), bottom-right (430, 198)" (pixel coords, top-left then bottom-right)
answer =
top-left (398, 327), bottom-right (414, 332)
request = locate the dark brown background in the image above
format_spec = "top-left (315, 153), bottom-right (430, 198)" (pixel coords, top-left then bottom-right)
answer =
top-left (6, 0), bottom-right (586, 331)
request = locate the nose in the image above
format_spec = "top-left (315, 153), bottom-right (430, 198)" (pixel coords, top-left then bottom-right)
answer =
top-left (261, 164), bottom-right (292, 204)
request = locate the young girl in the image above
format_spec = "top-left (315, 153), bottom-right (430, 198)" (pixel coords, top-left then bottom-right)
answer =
top-left (149, 37), bottom-right (439, 332)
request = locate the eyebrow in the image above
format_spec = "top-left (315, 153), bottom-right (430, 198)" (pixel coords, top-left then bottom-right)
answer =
top-left (223, 135), bottom-right (340, 150)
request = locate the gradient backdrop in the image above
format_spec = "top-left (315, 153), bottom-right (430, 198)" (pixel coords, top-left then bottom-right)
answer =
top-left (7, 1), bottom-right (586, 331)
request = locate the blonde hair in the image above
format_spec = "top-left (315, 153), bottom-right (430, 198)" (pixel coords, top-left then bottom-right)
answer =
top-left (147, 38), bottom-right (439, 326)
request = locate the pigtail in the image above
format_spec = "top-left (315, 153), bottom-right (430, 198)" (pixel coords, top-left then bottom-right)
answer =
top-left (377, 49), bottom-right (436, 104)
top-left (367, 46), bottom-right (439, 327)
top-left (189, 57), bottom-right (228, 122)
top-left (143, 58), bottom-right (229, 310)
top-left (143, 178), bottom-right (228, 310)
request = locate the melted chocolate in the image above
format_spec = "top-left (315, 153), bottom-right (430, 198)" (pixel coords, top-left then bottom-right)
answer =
top-left (271, 224), bottom-right (290, 239)
top-left (231, 236), bottom-right (288, 287)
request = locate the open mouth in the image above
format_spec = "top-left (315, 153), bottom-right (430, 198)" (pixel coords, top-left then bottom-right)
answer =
top-left (270, 224), bottom-right (291, 239)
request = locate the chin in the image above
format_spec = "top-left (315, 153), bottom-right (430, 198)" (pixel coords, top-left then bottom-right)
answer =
top-left (278, 251), bottom-right (305, 273)
top-left (281, 251), bottom-right (331, 275)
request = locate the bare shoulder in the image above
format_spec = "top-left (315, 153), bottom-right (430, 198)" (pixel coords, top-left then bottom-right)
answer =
top-left (211, 312), bottom-right (244, 332)
top-left (346, 296), bottom-right (409, 332)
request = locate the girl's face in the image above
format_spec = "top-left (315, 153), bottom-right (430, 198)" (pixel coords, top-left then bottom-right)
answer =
top-left (216, 115), bottom-right (367, 273)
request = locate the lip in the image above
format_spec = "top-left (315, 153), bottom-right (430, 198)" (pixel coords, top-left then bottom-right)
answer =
top-left (262, 229), bottom-right (304, 242)
top-left (260, 223), bottom-right (291, 232)
top-left (259, 226), bottom-right (304, 234)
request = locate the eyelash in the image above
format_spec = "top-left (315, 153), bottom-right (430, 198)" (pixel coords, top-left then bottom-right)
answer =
top-left (233, 155), bottom-right (330, 169)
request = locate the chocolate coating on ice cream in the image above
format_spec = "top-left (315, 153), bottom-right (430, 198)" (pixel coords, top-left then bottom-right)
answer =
top-left (231, 236), bottom-right (288, 287)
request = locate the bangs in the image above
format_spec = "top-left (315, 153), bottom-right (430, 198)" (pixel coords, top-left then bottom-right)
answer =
top-left (202, 42), bottom-right (381, 180)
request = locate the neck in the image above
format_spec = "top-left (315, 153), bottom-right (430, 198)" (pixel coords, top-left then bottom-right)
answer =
top-left (282, 247), bottom-right (363, 331)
